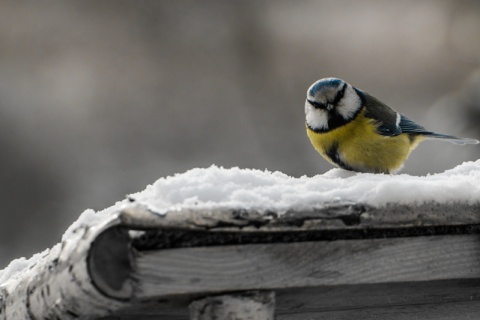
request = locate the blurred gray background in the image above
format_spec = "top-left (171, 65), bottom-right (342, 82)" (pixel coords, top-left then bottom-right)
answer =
top-left (1, 0), bottom-right (479, 267)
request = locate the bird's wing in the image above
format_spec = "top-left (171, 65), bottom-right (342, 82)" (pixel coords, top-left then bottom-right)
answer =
top-left (399, 114), bottom-right (479, 145)
top-left (361, 91), bottom-right (478, 144)
top-left (397, 114), bottom-right (428, 133)
top-left (362, 92), bottom-right (402, 136)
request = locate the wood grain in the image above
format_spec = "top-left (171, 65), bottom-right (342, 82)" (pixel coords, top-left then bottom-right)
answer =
top-left (119, 202), bottom-right (480, 232)
top-left (102, 279), bottom-right (480, 319)
top-left (277, 301), bottom-right (480, 320)
top-left (133, 234), bottom-right (480, 298)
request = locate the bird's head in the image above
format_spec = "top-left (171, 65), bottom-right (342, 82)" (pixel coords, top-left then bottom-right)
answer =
top-left (305, 78), bottom-right (363, 132)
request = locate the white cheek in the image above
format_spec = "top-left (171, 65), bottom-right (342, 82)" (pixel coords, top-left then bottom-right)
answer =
top-left (336, 87), bottom-right (362, 120)
top-left (305, 101), bottom-right (329, 130)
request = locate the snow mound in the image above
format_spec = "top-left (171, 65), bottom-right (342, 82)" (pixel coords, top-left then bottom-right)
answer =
top-left (131, 160), bottom-right (480, 215)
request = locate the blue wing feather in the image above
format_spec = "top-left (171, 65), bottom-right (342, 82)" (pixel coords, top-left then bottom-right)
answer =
top-left (361, 91), bottom-right (401, 136)
top-left (361, 91), bottom-right (479, 144)
top-left (377, 123), bottom-right (401, 136)
top-left (399, 114), bottom-right (479, 145)
top-left (398, 114), bottom-right (428, 133)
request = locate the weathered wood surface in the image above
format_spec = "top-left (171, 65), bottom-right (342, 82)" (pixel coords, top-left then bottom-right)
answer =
top-left (275, 280), bottom-right (480, 319)
top-left (189, 291), bottom-right (275, 320)
top-left (101, 279), bottom-right (480, 319)
top-left (120, 202), bottom-right (480, 232)
top-left (134, 234), bottom-right (480, 298)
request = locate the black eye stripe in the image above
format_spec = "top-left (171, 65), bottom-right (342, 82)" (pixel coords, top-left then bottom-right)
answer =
top-left (307, 99), bottom-right (326, 109)
top-left (333, 83), bottom-right (348, 105)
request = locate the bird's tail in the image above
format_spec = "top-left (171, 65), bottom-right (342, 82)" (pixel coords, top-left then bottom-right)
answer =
top-left (423, 132), bottom-right (479, 145)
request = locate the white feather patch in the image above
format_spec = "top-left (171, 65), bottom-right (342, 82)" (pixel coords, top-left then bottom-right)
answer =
top-left (305, 100), bottom-right (329, 130)
top-left (335, 85), bottom-right (362, 120)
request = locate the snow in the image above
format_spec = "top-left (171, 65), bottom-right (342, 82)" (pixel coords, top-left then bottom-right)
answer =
top-left (0, 246), bottom-right (56, 286)
top-left (1, 160), bottom-right (480, 285)
top-left (131, 160), bottom-right (480, 214)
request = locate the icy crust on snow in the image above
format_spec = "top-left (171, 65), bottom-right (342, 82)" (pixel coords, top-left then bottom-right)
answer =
top-left (130, 160), bottom-right (480, 215)
top-left (1, 160), bottom-right (480, 286)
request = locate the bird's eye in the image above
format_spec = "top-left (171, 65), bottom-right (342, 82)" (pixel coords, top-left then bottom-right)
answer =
top-left (338, 90), bottom-right (344, 99)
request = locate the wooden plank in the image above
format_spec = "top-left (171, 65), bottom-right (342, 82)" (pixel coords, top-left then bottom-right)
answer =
top-left (133, 234), bottom-right (480, 298)
top-left (278, 301), bottom-right (480, 320)
top-left (101, 279), bottom-right (480, 319)
top-left (120, 202), bottom-right (480, 232)
top-left (276, 280), bottom-right (480, 313)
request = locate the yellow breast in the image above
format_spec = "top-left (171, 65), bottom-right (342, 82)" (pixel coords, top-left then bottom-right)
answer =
top-left (306, 109), bottom-right (424, 173)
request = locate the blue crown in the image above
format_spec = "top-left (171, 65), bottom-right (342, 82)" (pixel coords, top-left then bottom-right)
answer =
top-left (308, 78), bottom-right (343, 96)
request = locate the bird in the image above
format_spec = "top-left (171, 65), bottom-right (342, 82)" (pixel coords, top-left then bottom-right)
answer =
top-left (305, 77), bottom-right (479, 174)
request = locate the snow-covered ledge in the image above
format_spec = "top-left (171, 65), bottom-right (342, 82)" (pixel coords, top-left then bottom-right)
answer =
top-left (1, 161), bottom-right (480, 319)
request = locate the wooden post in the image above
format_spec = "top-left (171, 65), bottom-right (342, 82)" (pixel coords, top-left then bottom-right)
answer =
top-left (189, 291), bottom-right (275, 320)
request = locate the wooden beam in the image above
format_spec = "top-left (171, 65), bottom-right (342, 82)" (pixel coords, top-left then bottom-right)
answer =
top-left (101, 279), bottom-right (480, 319)
top-left (119, 202), bottom-right (480, 232)
top-left (133, 234), bottom-right (480, 298)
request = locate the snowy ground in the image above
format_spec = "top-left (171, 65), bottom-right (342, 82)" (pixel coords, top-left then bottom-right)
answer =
top-left (1, 160), bottom-right (480, 285)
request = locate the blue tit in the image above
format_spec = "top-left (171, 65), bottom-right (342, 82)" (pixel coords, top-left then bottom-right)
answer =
top-left (305, 77), bottom-right (479, 174)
